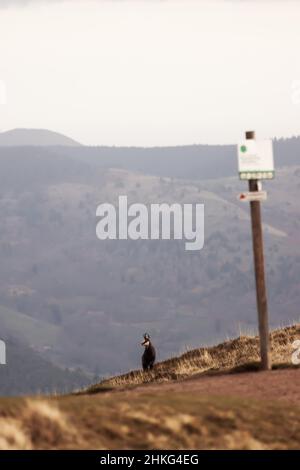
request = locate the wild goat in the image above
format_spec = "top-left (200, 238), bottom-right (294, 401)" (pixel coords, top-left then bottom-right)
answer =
top-left (141, 333), bottom-right (156, 371)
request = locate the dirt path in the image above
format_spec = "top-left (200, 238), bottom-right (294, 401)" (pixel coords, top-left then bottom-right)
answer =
top-left (124, 369), bottom-right (300, 404)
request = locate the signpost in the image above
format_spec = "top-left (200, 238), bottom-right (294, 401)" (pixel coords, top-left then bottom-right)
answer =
top-left (237, 131), bottom-right (272, 371)
top-left (238, 191), bottom-right (267, 202)
top-left (238, 138), bottom-right (274, 180)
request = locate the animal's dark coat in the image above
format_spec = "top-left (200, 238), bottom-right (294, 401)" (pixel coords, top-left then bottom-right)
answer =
top-left (142, 342), bottom-right (156, 370)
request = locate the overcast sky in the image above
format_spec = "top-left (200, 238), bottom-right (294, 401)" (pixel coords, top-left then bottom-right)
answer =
top-left (1, 0), bottom-right (300, 146)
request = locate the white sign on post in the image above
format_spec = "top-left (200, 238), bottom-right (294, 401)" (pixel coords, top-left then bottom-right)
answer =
top-left (237, 139), bottom-right (274, 180)
top-left (238, 191), bottom-right (267, 202)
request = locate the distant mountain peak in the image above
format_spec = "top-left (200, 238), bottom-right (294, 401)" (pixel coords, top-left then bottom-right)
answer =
top-left (0, 128), bottom-right (82, 147)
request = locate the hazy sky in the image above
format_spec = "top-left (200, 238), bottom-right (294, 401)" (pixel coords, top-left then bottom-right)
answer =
top-left (1, 0), bottom-right (300, 146)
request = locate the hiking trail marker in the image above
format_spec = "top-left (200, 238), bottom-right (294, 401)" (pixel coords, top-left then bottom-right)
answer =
top-left (237, 131), bottom-right (273, 371)
top-left (238, 191), bottom-right (267, 202)
top-left (238, 139), bottom-right (274, 180)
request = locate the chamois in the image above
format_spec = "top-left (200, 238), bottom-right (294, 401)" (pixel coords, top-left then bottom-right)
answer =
top-left (141, 333), bottom-right (156, 371)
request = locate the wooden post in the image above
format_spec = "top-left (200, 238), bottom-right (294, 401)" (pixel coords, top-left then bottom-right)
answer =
top-left (245, 130), bottom-right (271, 371)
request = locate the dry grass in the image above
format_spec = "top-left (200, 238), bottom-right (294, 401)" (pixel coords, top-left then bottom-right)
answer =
top-left (1, 392), bottom-right (299, 450)
top-left (0, 324), bottom-right (299, 450)
top-left (0, 399), bottom-right (82, 450)
top-left (85, 324), bottom-right (300, 393)
top-left (0, 418), bottom-right (31, 450)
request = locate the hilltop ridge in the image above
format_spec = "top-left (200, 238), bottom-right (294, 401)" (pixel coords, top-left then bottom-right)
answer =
top-left (85, 324), bottom-right (300, 393)
top-left (0, 128), bottom-right (81, 147)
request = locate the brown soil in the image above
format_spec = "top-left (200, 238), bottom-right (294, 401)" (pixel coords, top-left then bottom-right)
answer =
top-left (0, 369), bottom-right (299, 449)
top-left (127, 369), bottom-right (300, 404)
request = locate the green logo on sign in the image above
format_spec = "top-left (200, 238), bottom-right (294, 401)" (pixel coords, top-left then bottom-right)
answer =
top-left (240, 145), bottom-right (247, 153)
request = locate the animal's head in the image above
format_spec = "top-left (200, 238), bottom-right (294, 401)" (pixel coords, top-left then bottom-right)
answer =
top-left (141, 333), bottom-right (151, 348)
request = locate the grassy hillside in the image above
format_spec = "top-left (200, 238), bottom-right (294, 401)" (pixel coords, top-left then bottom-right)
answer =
top-left (0, 325), bottom-right (299, 450)
top-left (0, 391), bottom-right (299, 450)
top-left (85, 324), bottom-right (300, 392)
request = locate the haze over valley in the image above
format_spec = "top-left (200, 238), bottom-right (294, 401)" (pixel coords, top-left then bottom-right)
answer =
top-left (0, 128), bottom-right (299, 393)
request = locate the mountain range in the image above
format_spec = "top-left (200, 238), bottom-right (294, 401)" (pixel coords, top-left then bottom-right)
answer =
top-left (0, 128), bottom-right (299, 394)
